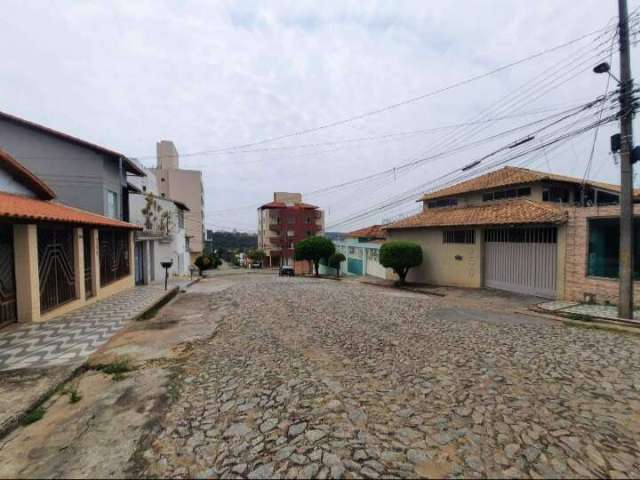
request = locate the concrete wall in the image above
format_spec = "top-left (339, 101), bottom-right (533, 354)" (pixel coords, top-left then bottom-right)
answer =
top-left (152, 168), bottom-right (204, 255)
top-left (387, 227), bottom-right (483, 287)
top-left (563, 205), bottom-right (640, 305)
top-left (0, 116), bottom-right (125, 218)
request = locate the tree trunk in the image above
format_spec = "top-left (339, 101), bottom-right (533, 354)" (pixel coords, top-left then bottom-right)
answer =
top-left (314, 261), bottom-right (320, 276)
top-left (396, 268), bottom-right (407, 286)
top-left (336, 267), bottom-right (340, 279)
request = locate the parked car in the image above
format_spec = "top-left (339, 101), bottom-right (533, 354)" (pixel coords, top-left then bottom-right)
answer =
top-left (250, 262), bottom-right (262, 269)
top-left (279, 265), bottom-right (295, 276)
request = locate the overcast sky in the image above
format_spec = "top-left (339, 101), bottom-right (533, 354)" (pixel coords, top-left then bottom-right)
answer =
top-left (2, 1), bottom-right (639, 232)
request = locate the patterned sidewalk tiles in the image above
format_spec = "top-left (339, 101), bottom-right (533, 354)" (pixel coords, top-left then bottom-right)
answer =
top-left (537, 300), bottom-right (640, 323)
top-left (0, 285), bottom-right (176, 371)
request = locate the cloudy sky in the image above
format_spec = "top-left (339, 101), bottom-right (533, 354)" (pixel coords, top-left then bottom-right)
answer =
top-left (2, 1), bottom-right (639, 232)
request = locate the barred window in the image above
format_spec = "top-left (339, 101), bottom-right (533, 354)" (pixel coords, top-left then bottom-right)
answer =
top-left (428, 198), bottom-right (458, 208)
top-left (443, 230), bottom-right (475, 244)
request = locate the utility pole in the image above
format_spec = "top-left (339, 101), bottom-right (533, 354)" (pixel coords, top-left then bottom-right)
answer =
top-left (617, 0), bottom-right (635, 319)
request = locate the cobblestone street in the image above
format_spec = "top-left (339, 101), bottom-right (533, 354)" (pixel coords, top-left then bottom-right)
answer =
top-left (140, 275), bottom-right (640, 479)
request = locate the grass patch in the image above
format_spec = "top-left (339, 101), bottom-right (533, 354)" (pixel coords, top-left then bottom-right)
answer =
top-left (69, 389), bottom-right (82, 403)
top-left (21, 406), bottom-right (45, 425)
top-left (91, 357), bottom-right (135, 381)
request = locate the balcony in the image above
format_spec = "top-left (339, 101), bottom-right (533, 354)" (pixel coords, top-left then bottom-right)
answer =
top-left (269, 224), bottom-right (281, 233)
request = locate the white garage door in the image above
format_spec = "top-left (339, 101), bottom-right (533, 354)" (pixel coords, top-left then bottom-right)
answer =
top-left (484, 227), bottom-right (557, 299)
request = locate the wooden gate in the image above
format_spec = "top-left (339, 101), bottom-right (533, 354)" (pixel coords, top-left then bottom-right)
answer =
top-left (38, 226), bottom-right (76, 313)
top-left (484, 227), bottom-right (557, 299)
top-left (0, 224), bottom-right (17, 327)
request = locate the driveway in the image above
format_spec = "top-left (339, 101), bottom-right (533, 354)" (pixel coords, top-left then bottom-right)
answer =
top-left (136, 275), bottom-right (640, 479)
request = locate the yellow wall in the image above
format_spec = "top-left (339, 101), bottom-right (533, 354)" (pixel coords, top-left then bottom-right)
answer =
top-left (387, 227), bottom-right (483, 287)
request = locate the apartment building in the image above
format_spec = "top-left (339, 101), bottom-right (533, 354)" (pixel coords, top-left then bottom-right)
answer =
top-left (257, 192), bottom-right (324, 267)
top-left (150, 141), bottom-right (204, 264)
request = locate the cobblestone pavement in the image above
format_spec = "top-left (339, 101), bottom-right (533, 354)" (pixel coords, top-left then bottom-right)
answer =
top-left (0, 285), bottom-right (174, 371)
top-left (141, 276), bottom-right (640, 479)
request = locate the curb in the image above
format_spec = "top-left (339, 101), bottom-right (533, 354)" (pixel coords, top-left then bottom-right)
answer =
top-left (360, 281), bottom-right (446, 297)
top-left (528, 305), bottom-right (640, 332)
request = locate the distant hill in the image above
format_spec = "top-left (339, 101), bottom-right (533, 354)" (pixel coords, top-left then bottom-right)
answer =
top-left (205, 230), bottom-right (257, 251)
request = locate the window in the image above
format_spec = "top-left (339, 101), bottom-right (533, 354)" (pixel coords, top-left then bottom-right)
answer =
top-left (288, 217), bottom-right (295, 224)
top-left (106, 190), bottom-right (118, 219)
top-left (484, 227), bottom-right (557, 243)
top-left (178, 210), bottom-right (185, 229)
top-left (588, 218), bottom-right (640, 279)
top-left (543, 186), bottom-right (570, 203)
top-left (443, 230), bottom-right (475, 244)
top-left (305, 217), bottom-right (311, 224)
top-left (483, 187), bottom-right (531, 201)
top-left (428, 198), bottom-right (458, 209)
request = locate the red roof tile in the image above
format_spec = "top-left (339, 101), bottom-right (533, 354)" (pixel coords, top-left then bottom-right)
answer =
top-left (0, 148), bottom-right (56, 200)
top-left (347, 224), bottom-right (387, 239)
top-left (387, 199), bottom-right (566, 230)
top-left (420, 166), bottom-right (635, 201)
top-left (0, 192), bottom-right (141, 229)
top-left (259, 201), bottom-right (319, 209)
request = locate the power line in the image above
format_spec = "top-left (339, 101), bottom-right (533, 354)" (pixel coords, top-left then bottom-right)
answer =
top-left (132, 24), bottom-right (619, 161)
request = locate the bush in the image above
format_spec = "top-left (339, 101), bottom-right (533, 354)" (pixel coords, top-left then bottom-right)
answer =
top-left (194, 255), bottom-right (212, 275)
top-left (248, 249), bottom-right (266, 266)
top-left (379, 241), bottom-right (423, 286)
top-left (295, 236), bottom-right (335, 276)
top-left (328, 252), bottom-right (346, 278)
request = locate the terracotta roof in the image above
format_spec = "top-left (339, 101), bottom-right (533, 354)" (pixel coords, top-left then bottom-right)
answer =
top-left (0, 148), bottom-right (56, 200)
top-left (347, 224), bottom-right (387, 239)
top-left (259, 201), bottom-right (319, 209)
top-left (0, 110), bottom-right (145, 177)
top-left (386, 199), bottom-right (567, 230)
top-left (0, 191), bottom-right (141, 229)
top-left (420, 166), bottom-right (633, 201)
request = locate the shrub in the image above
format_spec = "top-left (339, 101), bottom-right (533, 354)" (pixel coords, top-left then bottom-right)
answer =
top-left (295, 236), bottom-right (335, 276)
top-left (379, 241), bottom-right (423, 286)
top-left (194, 255), bottom-right (212, 275)
top-left (328, 252), bottom-right (346, 278)
top-left (248, 249), bottom-right (266, 266)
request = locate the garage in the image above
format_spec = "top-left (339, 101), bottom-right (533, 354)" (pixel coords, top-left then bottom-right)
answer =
top-left (484, 226), bottom-right (558, 298)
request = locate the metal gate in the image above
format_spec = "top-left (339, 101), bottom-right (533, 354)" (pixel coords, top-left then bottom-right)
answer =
top-left (484, 227), bottom-right (557, 298)
top-left (135, 242), bottom-right (144, 285)
top-left (0, 224), bottom-right (17, 327)
top-left (38, 226), bottom-right (76, 313)
top-left (83, 228), bottom-right (93, 298)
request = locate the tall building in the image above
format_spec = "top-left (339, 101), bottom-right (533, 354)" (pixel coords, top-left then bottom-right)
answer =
top-left (258, 192), bottom-right (324, 267)
top-left (150, 141), bottom-right (204, 263)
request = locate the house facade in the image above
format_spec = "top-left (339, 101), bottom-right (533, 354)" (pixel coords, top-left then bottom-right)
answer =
top-left (257, 192), bottom-right (324, 267)
top-left (127, 161), bottom-right (190, 285)
top-left (320, 225), bottom-right (394, 279)
top-left (0, 110), bottom-right (145, 221)
top-left (386, 166), bottom-right (637, 302)
top-left (150, 141), bottom-right (204, 264)
top-left (0, 149), bottom-right (139, 328)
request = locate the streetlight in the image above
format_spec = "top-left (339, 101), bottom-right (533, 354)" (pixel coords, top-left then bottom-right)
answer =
top-left (160, 257), bottom-right (173, 291)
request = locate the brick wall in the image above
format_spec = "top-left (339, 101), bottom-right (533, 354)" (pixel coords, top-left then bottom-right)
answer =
top-left (564, 205), bottom-right (640, 305)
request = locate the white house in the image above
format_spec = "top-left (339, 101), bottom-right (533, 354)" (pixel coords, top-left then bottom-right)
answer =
top-left (128, 161), bottom-right (190, 284)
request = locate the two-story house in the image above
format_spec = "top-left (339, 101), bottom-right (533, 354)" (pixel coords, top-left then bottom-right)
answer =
top-left (386, 166), bottom-right (639, 303)
top-left (0, 110), bottom-right (145, 221)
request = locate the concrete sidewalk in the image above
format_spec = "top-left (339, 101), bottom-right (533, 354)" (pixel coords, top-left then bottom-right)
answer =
top-left (0, 284), bottom-right (178, 439)
top-left (536, 300), bottom-right (640, 326)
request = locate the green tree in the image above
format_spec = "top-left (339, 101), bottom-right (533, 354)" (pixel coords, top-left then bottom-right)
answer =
top-left (379, 241), bottom-right (423, 286)
top-left (194, 255), bottom-right (213, 276)
top-left (248, 249), bottom-right (266, 265)
top-left (295, 236), bottom-right (335, 276)
top-left (328, 252), bottom-right (346, 278)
